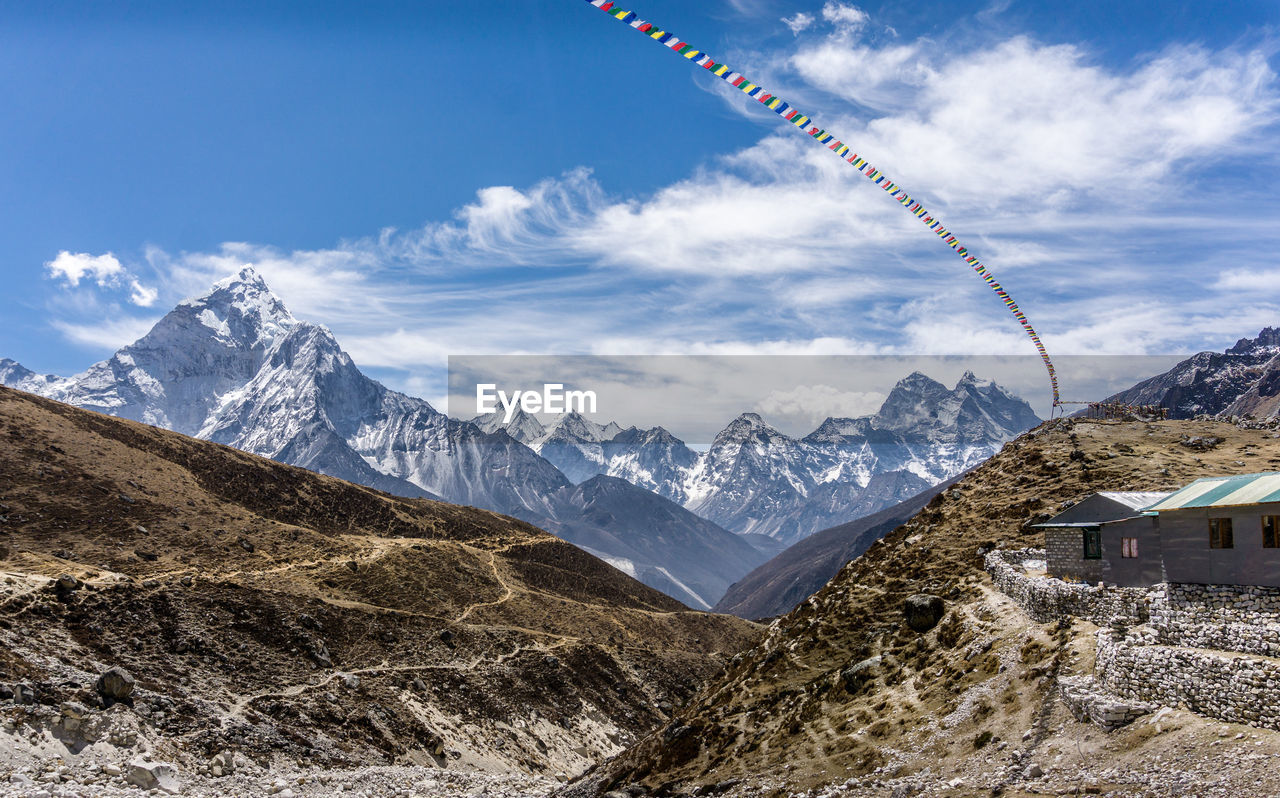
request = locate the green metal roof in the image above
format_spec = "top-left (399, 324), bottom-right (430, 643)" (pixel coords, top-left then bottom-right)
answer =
top-left (1143, 472), bottom-right (1280, 512)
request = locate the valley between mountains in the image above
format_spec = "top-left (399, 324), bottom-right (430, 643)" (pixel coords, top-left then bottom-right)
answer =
top-left (1, 268), bottom-right (1039, 611)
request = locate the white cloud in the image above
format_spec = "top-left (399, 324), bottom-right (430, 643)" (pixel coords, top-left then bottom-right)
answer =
top-left (45, 250), bottom-right (159, 307)
top-left (782, 12), bottom-right (814, 35)
top-left (127, 279), bottom-right (158, 307)
top-left (45, 251), bottom-right (124, 287)
top-left (1214, 267), bottom-right (1280, 292)
top-left (757, 384), bottom-right (886, 424)
top-left (821, 2), bottom-right (869, 37)
top-left (792, 39), bottom-right (1275, 205)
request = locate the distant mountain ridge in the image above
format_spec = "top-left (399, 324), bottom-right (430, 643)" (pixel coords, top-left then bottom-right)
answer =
top-left (1101, 327), bottom-right (1280, 419)
top-left (481, 371), bottom-right (1039, 544)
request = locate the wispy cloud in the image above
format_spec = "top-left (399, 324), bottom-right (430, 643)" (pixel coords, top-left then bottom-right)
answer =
top-left (821, 2), bottom-right (870, 38)
top-left (782, 12), bottom-right (814, 35)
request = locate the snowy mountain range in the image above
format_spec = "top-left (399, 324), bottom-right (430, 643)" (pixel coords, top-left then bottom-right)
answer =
top-left (3, 268), bottom-right (1039, 605)
top-left (1102, 327), bottom-right (1280, 420)
top-left (479, 370), bottom-right (1040, 544)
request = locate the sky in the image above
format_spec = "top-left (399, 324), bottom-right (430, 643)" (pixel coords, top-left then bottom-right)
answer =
top-left (2, 0), bottom-right (1278, 420)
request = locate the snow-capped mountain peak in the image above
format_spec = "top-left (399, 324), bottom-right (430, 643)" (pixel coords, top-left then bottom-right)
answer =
top-left (1227, 327), bottom-right (1280, 356)
top-left (543, 411), bottom-right (623, 444)
top-left (175, 265), bottom-right (297, 349)
top-left (471, 406), bottom-right (546, 444)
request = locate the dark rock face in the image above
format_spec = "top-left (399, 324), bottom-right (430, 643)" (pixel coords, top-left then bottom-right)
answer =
top-left (714, 477), bottom-right (957, 619)
top-left (1102, 328), bottom-right (1280, 419)
top-left (96, 666), bottom-right (135, 705)
top-left (903, 594), bottom-right (945, 632)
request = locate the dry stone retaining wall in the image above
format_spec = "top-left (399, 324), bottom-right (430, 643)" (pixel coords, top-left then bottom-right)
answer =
top-left (988, 547), bottom-right (1280, 732)
top-left (1149, 583), bottom-right (1280, 657)
top-left (984, 548), bottom-right (1148, 626)
top-left (1095, 628), bottom-right (1280, 731)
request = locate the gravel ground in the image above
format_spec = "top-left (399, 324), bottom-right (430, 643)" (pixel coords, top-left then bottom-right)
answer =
top-left (1, 763), bottom-right (556, 798)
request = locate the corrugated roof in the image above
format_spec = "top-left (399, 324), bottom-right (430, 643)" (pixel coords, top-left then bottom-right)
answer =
top-left (1032, 491), bottom-right (1170, 528)
top-left (1143, 472), bottom-right (1280, 512)
top-left (1097, 491), bottom-right (1172, 510)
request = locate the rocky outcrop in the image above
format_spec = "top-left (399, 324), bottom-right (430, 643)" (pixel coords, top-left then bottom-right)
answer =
top-left (126, 759), bottom-right (181, 794)
top-left (96, 666), bottom-right (135, 706)
top-left (903, 594), bottom-right (945, 632)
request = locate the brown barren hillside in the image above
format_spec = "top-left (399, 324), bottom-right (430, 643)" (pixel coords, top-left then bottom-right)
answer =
top-left (566, 418), bottom-right (1280, 797)
top-left (0, 386), bottom-right (759, 777)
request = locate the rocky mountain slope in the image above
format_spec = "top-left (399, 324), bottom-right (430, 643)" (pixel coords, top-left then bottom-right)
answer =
top-left (564, 417), bottom-right (1280, 797)
top-left (1102, 327), bottom-right (1280, 418)
top-left (0, 386), bottom-right (759, 782)
top-left (713, 475), bottom-right (959, 620)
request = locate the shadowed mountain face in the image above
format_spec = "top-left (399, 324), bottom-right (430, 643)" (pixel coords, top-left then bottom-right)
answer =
top-left (713, 475), bottom-right (959, 620)
top-left (539, 476), bottom-right (769, 611)
top-left (0, 386), bottom-right (759, 775)
top-left (1102, 327), bottom-right (1280, 419)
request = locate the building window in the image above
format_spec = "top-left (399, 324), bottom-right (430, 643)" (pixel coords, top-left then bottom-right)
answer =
top-left (1264, 516), bottom-right (1280, 549)
top-left (1121, 537), bottom-right (1138, 558)
top-left (1209, 517), bottom-right (1234, 549)
top-left (1083, 527), bottom-right (1102, 560)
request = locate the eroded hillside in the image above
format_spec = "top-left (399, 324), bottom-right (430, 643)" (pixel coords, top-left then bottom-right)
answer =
top-left (0, 386), bottom-right (759, 780)
top-left (566, 418), bottom-right (1280, 797)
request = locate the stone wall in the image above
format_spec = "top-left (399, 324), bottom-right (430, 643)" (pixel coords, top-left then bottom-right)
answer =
top-left (989, 547), bottom-right (1280, 732)
top-left (1095, 628), bottom-right (1280, 731)
top-left (984, 548), bottom-right (1149, 626)
top-left (1044, 527), bottom-right (1104, 583)
top-left (1149, 583), bottom-right (1280, 657)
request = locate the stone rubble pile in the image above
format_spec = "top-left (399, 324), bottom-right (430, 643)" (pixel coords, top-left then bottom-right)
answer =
top-left (1057, 675), bottom-right (1155, 731)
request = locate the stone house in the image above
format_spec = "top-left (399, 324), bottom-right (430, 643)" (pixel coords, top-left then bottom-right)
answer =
top-left (1035, 492), bottom-right (1170, 587)
top-left (1144, 472), bottom-right (1280, 588)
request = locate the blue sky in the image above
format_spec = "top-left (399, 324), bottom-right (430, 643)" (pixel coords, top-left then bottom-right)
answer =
top-left (2, 0), bottom-right (1278, 412)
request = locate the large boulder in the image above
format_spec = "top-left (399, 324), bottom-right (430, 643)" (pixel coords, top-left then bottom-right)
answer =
top-left (126, 759), bottom-right (180, 794)
top-left (96, 666), bottom-right (135, 705)
top-left (903, 593), bottom-right (945, 632)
